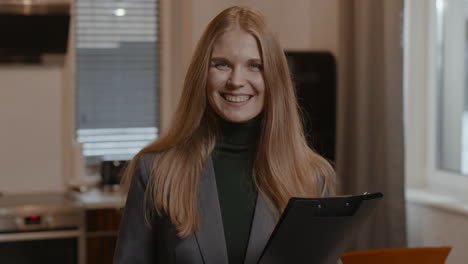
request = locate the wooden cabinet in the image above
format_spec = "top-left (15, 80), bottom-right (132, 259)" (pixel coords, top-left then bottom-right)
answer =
top-left (85, 208), bottom-right (122, 264)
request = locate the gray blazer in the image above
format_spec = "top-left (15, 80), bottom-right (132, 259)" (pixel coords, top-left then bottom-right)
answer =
top-left (114, 152), bottom-right (277, 264)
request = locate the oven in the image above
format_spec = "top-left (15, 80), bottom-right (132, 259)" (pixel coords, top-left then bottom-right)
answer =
top-left (0, 193), bottom-right (85, 264)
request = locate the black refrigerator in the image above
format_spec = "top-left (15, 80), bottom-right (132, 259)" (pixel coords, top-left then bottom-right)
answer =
top-left (286, 52), bottom-right (336, 164)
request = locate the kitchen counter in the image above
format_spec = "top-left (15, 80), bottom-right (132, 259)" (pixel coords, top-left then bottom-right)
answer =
top-left (72, 188), bottom-right (126, 209)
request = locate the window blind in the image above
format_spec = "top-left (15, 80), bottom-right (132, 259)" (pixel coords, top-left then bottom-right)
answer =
top-left (74, 0), bottom-right (159, 163)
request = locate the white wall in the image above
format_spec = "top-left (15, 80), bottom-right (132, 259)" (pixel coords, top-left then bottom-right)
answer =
top-left (407, 199), bottom-right (468, 264)
top-left (0, 66), bottom-right (65, 193)
top-left (190, 0), bottom-right (339, 53)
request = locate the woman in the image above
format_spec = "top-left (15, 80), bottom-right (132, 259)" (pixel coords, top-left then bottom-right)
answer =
top-left (114, 6), bottom-right (336, 264)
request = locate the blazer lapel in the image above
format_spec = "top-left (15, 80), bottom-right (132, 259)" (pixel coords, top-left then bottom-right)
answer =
top-left (244, 193), bottom-right (278, 264)
top-left (194, 158), bottom-right (229, 264)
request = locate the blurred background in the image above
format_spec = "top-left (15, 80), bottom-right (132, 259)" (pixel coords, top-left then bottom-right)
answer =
top-left (0, 0), bottom-right (467, 263)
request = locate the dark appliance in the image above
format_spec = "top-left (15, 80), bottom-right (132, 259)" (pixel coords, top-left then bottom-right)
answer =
top-left (0, 0), bottom-right (70, 63)
top-left (286, 51), bottom-right (336, 163)
top-left (0, 192), bottom-right (85, 264)
top-left (101, 160), bottom-right (127, 191)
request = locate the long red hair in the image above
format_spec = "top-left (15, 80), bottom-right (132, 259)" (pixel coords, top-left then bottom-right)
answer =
top-left (122, 6), bottom-right (336, 238)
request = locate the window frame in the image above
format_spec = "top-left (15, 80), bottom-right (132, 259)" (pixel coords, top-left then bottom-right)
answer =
top-left (405, 0), bottom-right (468, 195)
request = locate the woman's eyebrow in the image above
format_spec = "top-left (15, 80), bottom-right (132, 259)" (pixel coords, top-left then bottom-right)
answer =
top-left (211, 57), bottom-right (262, 63)
top-left (247, 58), bottom-right (262, 63)
top-left (211, 57), bottom-right (230, 62)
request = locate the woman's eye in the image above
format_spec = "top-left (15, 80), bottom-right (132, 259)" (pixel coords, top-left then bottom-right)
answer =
top-left (214, 63), bottom-right (229, 69)
top-left (250, 63), bottom-right (263, 70)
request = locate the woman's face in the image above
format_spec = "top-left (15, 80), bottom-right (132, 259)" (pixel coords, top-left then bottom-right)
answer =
top-left (207, 29), bottom-right (265, 123)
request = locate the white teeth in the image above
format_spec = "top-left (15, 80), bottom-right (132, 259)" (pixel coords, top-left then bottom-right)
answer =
top-left (223, 94), bottom-right (250, 103)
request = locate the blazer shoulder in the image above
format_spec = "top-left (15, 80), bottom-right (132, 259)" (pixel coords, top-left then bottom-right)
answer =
top-left (138, 152), bottom-right (156, 169)
top-left (134, 152), bottom-right (157, 185)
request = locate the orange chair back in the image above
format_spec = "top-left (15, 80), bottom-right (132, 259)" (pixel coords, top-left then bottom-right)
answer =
top-left (341, 247), bottom-right (451, 264)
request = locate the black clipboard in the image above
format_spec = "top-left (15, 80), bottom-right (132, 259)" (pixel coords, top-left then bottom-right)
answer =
top-left (257, 192), bottom-right (384, 264)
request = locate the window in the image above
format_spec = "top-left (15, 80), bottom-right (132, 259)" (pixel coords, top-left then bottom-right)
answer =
top-left (404, 0), bottom-right (468, 193)
top-left (74, 0), bottom-right (159, 164)
top-left (434, 0), bottom-right (468, 175)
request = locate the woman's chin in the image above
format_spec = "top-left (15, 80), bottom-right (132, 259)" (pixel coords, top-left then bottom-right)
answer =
top-left (218, 112), bottom-right (260, 123)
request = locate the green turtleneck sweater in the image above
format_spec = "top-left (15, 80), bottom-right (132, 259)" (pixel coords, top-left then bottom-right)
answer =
top-left (212, 116), bottom-right (261, 264)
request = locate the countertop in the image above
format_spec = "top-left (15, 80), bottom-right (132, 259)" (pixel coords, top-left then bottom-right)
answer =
top-left (72, 187), bottom-right (126, 210)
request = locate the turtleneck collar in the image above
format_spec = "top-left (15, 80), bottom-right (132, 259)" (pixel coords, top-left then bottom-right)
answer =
top-left (215, 114), bottom-right (262, 152)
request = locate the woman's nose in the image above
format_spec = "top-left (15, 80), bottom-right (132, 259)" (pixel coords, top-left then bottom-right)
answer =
top-left (228, 67), bottom-right (247, 88)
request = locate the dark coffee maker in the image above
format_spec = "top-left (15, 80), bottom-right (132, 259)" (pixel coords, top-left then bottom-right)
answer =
top-left (100, 160), bottom-right (127, 191)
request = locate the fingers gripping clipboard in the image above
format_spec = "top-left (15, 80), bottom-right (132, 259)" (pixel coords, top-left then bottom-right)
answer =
top-left (257, 192), bottom-right (384, 264)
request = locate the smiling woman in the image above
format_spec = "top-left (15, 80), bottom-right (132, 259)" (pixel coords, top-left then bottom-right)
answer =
top-left (114, 6), bottom-right (336, 264)
top-left (207, 29), bottom-right (265, 123)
